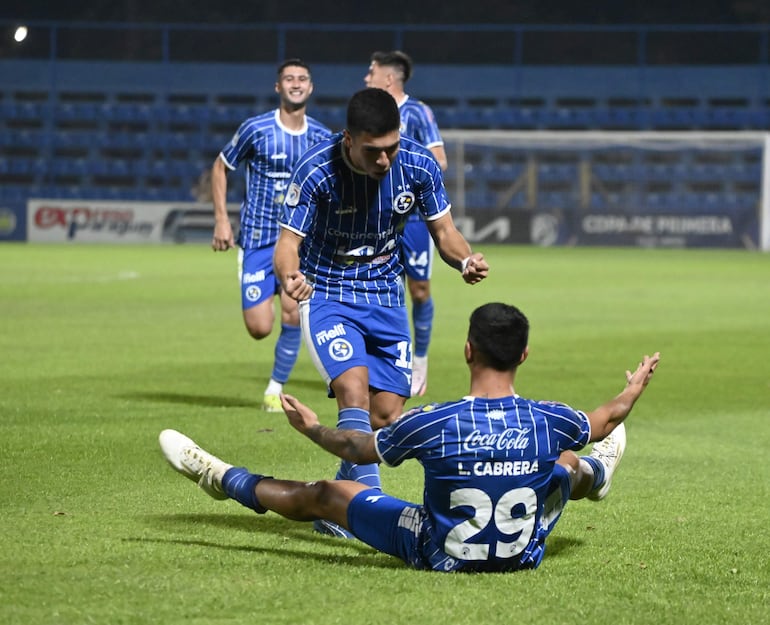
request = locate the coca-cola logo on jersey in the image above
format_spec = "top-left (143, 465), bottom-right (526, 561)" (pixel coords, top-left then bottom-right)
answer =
top-left (463, 428), bottom-right (531, 453)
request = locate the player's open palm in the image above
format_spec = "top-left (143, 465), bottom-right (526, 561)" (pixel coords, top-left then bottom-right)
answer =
top-left (626, 352), bottom-right (661, 390)
top-left (280, 393), bottom-right (320, 434)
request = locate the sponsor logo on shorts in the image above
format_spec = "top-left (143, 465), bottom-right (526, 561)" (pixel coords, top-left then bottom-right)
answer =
top-left (245, 285), bottom-right (262, 302)
top-left (328, 338), bottom-right (353, 362)
top-left (243, 270), bottom-right (266, 284)
top-left (315, 323), bottom-right (346, 345)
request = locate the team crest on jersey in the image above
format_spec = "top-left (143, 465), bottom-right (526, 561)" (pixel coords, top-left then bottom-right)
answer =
top-left (393, 191), bottom-right (415, 214)
top-left (285, 183), bottom-right (301, 207)
top-left (245, 285), bottom-right (262, 302)
top-left (328, 338), bottom-right (353, 362)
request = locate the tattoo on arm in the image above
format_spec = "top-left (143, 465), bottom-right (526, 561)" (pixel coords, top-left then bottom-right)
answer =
top-left (305, 424), bottom-right (377, 463)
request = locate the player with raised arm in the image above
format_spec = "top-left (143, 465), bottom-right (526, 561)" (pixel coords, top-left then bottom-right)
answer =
top-left (159, 302), bottom-right (660, 572)
top-left (365, 50), bottom-right (448, 397)
top-left (210, 59), bottom-right (331, 413)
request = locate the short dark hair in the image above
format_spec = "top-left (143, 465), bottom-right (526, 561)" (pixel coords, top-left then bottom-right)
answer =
top-left (277, 58), bottom-right (311, 78)
top-left (346, 88), bottom-right (400, 136)
top-left (370, 50), bottom-right (413, 83)
top-left (468, 303), bottom-right (529, 371)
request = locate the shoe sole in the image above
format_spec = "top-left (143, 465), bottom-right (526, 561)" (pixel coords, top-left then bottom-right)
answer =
top-left (313, 519), bottom-right (354, 539)
top-left (262, 396), bottom-right (283, 412)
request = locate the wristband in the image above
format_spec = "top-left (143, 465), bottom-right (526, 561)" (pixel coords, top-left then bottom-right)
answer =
top-left (460, 256), bottom-right (471, 273)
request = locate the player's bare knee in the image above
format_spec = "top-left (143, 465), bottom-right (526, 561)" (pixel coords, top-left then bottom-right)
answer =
top-left (408, 280), bottom-right (430, 301)
top-left (308, 480), bottom-right (340, 517)
top-left (370, 410), bottom-right (397, 430)
top-left (243, 314), bottom-right (273, 339)
top-left (245, 325), bottom-right (272, 340)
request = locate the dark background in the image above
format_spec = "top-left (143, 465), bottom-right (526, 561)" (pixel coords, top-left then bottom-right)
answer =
top-left (1, 0), bottom-right (769, 25)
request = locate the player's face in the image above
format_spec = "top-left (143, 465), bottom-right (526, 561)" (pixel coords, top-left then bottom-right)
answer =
top-left (364, 62), bottom-right (390, 90)
top-left (276, 66), bottom-right (313, 108)
top-left (344, 129), bottom-right (400, 180)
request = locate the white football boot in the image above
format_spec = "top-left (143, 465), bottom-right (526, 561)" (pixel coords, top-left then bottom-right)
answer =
top-left (587, 423), bottom-right (626, 501)
top-left (159, 429), bottom-right (232, 500)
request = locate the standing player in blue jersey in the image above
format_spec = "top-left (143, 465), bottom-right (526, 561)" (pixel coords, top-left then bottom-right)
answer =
top-left (271, 87), bottom-right (487, 535)
top-left (159, 302), bottom-right (660, 572)
top-left (210, 59), bottom-right (332, 413)
top-left (365, 50), bottom-right (447, 397)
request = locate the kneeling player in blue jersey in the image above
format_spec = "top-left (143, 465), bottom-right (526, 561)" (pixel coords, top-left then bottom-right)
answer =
top-left (160, 302), bottom-right (660, 573)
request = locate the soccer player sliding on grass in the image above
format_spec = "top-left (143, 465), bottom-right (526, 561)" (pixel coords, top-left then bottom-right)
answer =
top-left (160, 302), bottom-right (660, 573)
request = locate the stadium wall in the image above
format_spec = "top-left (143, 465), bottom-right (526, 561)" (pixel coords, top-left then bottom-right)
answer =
top-left (3, 59), bottom-right (769, 105)
top-left (2, 58), bottom-right (769, 249)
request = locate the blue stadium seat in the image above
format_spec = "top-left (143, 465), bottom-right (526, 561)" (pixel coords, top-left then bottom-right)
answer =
top-left (210, 105), bottom-right (252, 126)
top-left (538, 163), bottom-right (578, 183)
top-left (703, 108), bottom-right (755, 129)
top-left (50, 159), bottom-right (89, 176)
top-left (56, 102), bottom-right (100, 122)
top-left (105, 103), bottom-right (154, 123)
top-left (53, 131), bottom-right (97, 150)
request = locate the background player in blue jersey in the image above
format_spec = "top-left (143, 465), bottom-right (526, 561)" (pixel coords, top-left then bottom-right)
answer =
top-left (159, 302), bottom-right (660, 572)
top-left (272, 87), bottom-right (487, 535)
top-left (210, 59), bottom-right (331, 413)
top-left (365, 50), bottom-right (447, 397)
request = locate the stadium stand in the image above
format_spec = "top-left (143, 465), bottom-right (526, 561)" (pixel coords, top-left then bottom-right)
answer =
top-left (0, 22), bottom-right (768, 220)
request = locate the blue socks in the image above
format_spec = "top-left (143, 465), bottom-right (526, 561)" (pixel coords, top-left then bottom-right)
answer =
top-left (581, 456), bottom-right (606, 491)
top-left (271, 324), bottom-right (301, 384)
top-left (412, 297), bottom-right (434, 357)
top-left (335, 407), bottom-right (381, 489)
top-left (222, 467), bottom-right (270, 514)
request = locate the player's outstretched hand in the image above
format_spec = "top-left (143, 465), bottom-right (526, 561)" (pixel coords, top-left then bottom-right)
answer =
top-left (625, 352), bottom-right (661, 391)
top-left (462, 252), bottom-right (489, 285)
top-left (280, 393), bottom-right (320, 434)
top-left (283, 271), bottom-right (314, 301)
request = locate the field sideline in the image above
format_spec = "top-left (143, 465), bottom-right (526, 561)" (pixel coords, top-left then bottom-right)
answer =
top-left (1, 243), bottom-right (768, 625)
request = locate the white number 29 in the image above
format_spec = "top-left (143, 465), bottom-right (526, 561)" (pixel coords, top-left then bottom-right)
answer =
top-left (444, 487), bottom-right (537, 560)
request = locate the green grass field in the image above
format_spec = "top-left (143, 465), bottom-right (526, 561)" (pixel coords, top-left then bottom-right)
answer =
top-left (2, 243), bottom-right (768, 625)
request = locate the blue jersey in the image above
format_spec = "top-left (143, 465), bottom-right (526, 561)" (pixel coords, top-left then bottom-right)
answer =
top-left (220, 109), bottom-right (331, 249)
top-left (374, 395), bottom-right (591, 570)
top-left (398, 95), bottom-right (443, 151)
top-left (280, 132), bottom-right (451, 306)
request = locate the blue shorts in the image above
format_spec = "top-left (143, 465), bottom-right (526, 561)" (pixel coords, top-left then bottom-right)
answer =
top-left (401, 214), bottom-right (434, 281)
top-left (238, 246), bottom-right (279, 310)
top-left (347, 465), bottom-right (572, 572)
top-left (299, 299), bottom-right (412, 397)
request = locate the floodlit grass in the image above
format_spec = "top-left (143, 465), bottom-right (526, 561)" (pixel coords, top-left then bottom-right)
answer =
top-left (1, 243), bottom-right (768, 625)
